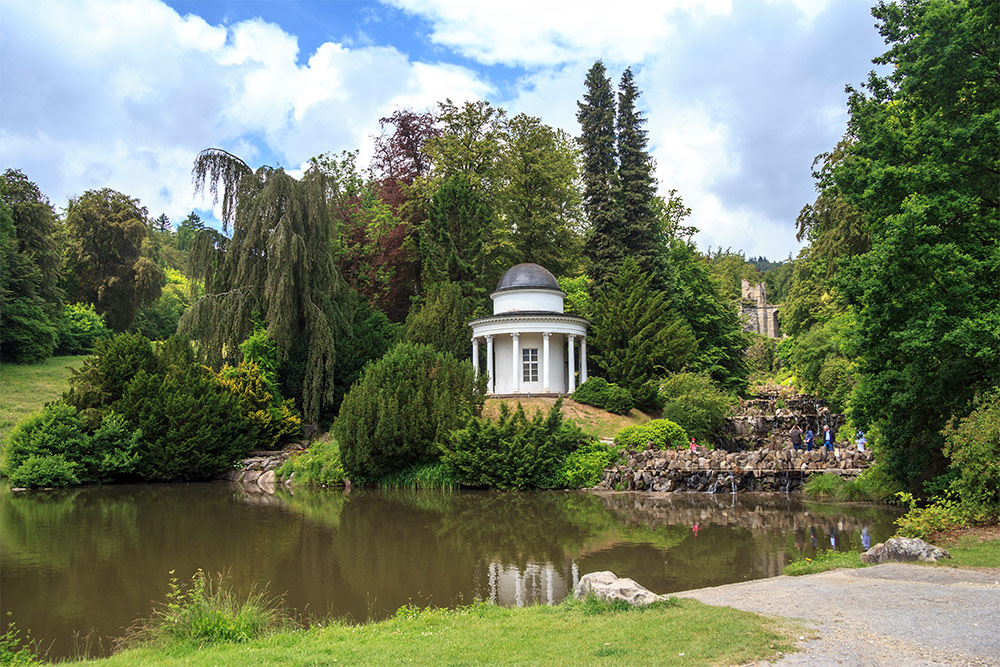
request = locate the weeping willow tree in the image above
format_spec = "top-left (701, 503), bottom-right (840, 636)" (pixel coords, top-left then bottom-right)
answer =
top-left (179, 148), bottom-right (346, 423)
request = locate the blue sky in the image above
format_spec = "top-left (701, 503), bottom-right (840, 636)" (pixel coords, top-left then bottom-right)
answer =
top-left (1, 0), bottom-right (887, 259)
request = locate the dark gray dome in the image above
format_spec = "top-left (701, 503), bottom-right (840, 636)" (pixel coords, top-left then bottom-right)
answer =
top-left (495, 263), bottom-right (560, 292)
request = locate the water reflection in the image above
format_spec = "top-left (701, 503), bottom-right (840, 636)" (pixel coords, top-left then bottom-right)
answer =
top-left (0, 484), bottom-right (901, 659)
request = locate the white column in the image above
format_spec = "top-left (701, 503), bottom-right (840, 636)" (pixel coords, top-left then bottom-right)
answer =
top-left (511, 332), bottom-right (520, 394)
top-left (485, 335), bottom-right (495, 394)
top-left (542, 332), bottom-right (551, 393)
top-left (580, 336), bottom-right (588, 384)
top-left (472, 337), bottom-right (480, 378)
top-left (567, 334), bottom-right (576, 393)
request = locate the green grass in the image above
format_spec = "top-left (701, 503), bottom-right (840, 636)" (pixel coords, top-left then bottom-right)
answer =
top-left (783, 534), bottom-right (1000, 576)
top-left (0, 356), bottom-right (86, 446)
top-left (929, 536), bottom-right (1000, 569)
top-left (783, 550), bottom-right (864, 576)
top-left (57, 597), bottom-right (798, 666)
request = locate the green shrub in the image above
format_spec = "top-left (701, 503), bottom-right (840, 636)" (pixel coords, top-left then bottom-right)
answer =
top-left (64, 332), bottom-right (160, 412)
top-left (445, 400), bottom-right (590, 490)
top-left (560, 440), bottom-right (619, 489)
top-left (127, 570), bottom-right (290, 647)
top-left (942, 388), bottom-right (1000, 514)
top-left (1, 402), bottom-right (91, 484)
top-left (54, 302), bottom-right (111, 355)
top-left (0, 619), bottom-right (41, 665)
top-left (658, 372), bottom-right (734, 442)
top-left (613, 419), bottom-right (689, 451)
top-left (893, 492), bottom-right (977, 540)
top-left (802, 473), bottom-right (845, 498)
top-left (336, 342), bottom-right (484, 484)
top-left (90, 410), bottom-right (143, 482)
top-left (214, 360), bottom-right (301, 449)
top-left (571, 377), bottom-right (634, 415)
top-left (7, 454), bottom-right (80, 488)
top-left (116, 365), bottom-right (259, 481)
top-left (277, 437), bottom-right (345, 487)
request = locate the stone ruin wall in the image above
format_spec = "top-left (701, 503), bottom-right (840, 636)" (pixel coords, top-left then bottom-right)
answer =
top-left (740, 280), bottom-right (780, 338)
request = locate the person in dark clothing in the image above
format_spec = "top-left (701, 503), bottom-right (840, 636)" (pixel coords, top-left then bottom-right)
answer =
top-left (789, 424), bottom-right (803, 451)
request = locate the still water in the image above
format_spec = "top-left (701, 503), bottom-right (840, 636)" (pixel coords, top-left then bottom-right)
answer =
top-left (1, 483), bottom-right (901, 659)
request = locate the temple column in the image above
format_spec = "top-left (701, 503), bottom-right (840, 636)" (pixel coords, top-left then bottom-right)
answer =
top-left (580, 336), bottom-right (588, 384)
top-left (542, 332), bottom-right (551, 393)
top-left (511, 332), bottom-right (520, 394)
top-left (485, 335), bottom-right (495, 394)
top-left (472, 337), bottom-right (480, 378)
top-left (567, 334), bottom-right (576, 393)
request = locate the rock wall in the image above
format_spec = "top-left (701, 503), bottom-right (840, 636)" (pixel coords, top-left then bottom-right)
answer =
top-left (223, 446), bottom-right (302, 492)
top-left (720, 386), bottom-right (847, 451)
top-left (598, 444), bottom-right (870, 493)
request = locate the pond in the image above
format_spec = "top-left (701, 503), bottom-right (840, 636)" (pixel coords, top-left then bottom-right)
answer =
top-left (0, 483), bottom-right (902, 659)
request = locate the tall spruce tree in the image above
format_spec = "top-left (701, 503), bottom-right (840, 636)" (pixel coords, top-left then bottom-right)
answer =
top-left (577, 61), bottom-right (624, 288)
top-left (616, 67), bottom-right (660, 276)
top-left (179, 148), bottom-right (347, 423)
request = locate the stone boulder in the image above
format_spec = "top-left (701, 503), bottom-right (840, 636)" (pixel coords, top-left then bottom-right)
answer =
top-left (860, 537), bottom-right (951, 564)
top-left (574, 571), bottom-right (663, 606)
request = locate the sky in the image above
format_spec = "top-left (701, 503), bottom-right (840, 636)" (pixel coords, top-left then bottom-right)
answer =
top-left (0, 0), bottom-right (888, 260)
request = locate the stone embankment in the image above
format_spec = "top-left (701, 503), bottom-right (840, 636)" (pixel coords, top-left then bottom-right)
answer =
top-left (223, 444), bottom-right (304, 492)
top-left (598, 444), bottom-right (871, 493)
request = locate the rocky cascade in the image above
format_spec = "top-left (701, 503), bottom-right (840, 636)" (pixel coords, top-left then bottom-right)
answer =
top-left (720, 385), bottom-right (846, 451)
top-left (598, 444), bottom-right (871, 493)
top-left (223, 444), bottom-right (304, 491)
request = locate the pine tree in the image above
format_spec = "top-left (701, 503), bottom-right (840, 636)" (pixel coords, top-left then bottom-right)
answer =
top-left (577, 61), bottom-right (624, 288)
top-left (616, 67), bottom-right (661, 275)
top-left (179, 148), bottom-right (347, 423)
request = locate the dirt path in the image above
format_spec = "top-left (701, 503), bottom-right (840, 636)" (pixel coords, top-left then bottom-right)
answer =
top-left (673, 564), bottom-right (1000, 666)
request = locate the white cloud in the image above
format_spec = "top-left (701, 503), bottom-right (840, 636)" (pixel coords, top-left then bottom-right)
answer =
top-left (0, 0), bottom-right (489, 223)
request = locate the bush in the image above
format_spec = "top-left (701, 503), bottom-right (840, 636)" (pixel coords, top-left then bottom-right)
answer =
top-left (64, 332), bottom-right (160, 413)
top-left (560, 440), bottom-right (619, 489)
top-left (7, 454), bottom-right (80, 488)
top-left (277, 436), bottom-right (345, 487)
top-left (445, 400), bottom-right (590, 490)
top-left (126, 570), bottom-right (289, 648)
top-left (116, 365), bottom-right (259, 481)
top-left (613, 419), bottom-right (689, 451)
top-left (90, 410), bottom-right (143, 482)
top-left (375, 462), bottom-right (458, 490)
top-left (893, 492), bottom-right (978, 540)
top-left (658, 372), bottom-right (734, 442)
top-left (0, 299), bottom-right (58, 363)
top-left (571, 377), bottom-right (634, 415)
top-left (1, 402), bottom-right (91, 484)
top-left (942, 388), bottom-right (1000, 514)
top-left (214, 360), bottom-right (301, 449)
top-left (336, 342), bottom-right (485, 484)
top-left (54, 302), bottom-right (110, 355)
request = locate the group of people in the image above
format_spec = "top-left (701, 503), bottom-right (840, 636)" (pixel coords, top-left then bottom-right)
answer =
top-left (787, 423), bottom-right (865, 452)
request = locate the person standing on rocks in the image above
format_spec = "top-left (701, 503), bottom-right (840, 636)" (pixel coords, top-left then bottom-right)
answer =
top-left (823, 425), bottom-right (834, 451)
top-left (805, 426), bottom-right (814, 452)
top-left (789, 423), bottom-right (803, 451)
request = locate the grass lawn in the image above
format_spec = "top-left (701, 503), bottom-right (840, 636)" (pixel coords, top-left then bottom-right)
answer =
top-left (783, 524), bottom-right (1000, 575)
top-left (483, 396), bottom-right (652, 441)
top-left (0, 355), bottom-right (86, 445)
top-left (56, 598), bottom-right (799, 666)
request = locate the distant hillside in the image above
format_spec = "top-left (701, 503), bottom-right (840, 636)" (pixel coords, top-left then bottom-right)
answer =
top-left (482, 397), bottom-right (652, 441)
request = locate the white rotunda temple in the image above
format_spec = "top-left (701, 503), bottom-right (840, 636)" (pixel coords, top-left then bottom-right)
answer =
top-left (469, 263), bottom-right (588, 396)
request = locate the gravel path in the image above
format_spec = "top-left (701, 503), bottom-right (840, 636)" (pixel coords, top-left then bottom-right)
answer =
top-left (673, 564), bottom-right (1000, 666)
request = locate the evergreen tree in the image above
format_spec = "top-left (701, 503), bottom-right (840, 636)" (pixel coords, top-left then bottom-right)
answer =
top-left (589, 258), bottom-right (696, 409)
top-left (0, 169), bottom-right (63, 362)
top-left (64, 188), bottom-right (163, 331)
top-left (577, 61), bottom-right (624, 288)
top-left (616, 67), bottom-right (660, 275)
top-left (403, 281), bottom-right (473, 360)
top-left (180, 148), bottom-right (347, 423)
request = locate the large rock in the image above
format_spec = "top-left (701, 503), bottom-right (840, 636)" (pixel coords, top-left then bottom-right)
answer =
top-left (574, 571), bottom-right (664, 606)
top-left (860, 537), bottom-right (952, 564)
